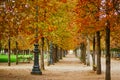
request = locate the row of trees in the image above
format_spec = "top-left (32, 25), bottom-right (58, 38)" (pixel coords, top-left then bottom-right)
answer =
top-left (0, 0), bottom-right (78, 50)
top-left (73, 0), bottom-right (120, 80)
top-left (0, 0), bottom-right (78, 73)
top-left (0, 0), bottom-right (120, 80)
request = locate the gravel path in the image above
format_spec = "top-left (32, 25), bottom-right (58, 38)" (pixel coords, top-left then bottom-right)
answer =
top-left (0, 53), bottom-right (120, 80)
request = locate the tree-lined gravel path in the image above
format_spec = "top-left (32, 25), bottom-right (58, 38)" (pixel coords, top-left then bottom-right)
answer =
top-left (0, 53), bottom-right (120, 80)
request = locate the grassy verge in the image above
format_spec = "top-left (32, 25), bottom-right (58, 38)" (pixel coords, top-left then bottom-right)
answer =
top-left (0, 54), bottom-right (33, 62)
top-left (0, 54), bottom-right (47, 62)
top-left (0, 55), bottom-right (16, 62)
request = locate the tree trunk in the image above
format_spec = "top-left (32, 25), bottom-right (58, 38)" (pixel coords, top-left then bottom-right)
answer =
top-left (54, 45), bottom-right (58, 63)
top-left (62, 49), bottom-right (64, 57)
top-left (46, 39), bottom-right (50, 66)
top-left (8, 36), bottom-right (11, 66)
top-left (96, 31), bottom-right (101, 74)
top-left (57, 47), bottom-right (60, 61)
top-left (60, 48), bottom-right (62, 59)
top-left (63, 50), bottom-right (66, 57)
top-left (41, 37), bottom-right (45, 70)
top-left (105, 22), bottom-right (111, 80)
top-left (16, 41), bottom-right (18, 65)
top-left (74, 49), bottom-right (77, 57)
top-left (52, 45), bottom-right (55, 64)
top-left (0, 40), bottom-right (2, 53)
top-left (80, 43), bottom-right (86, 65)
top-left (83, 44), bottom-right (86, 65)
top-left (86, 37), bottom-right (90, 66)
top-left (49, 41), bottom-right (54, 65)
top-left (56, 46), bottom-right (59, 62)
top-left (92, 34), bottom-right (96, 71)
top-left (80, 46), bottom-right (83, 62)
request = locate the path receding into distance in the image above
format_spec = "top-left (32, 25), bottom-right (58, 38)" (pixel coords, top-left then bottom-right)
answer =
top-left (0, 53), bottom-right (120, 80)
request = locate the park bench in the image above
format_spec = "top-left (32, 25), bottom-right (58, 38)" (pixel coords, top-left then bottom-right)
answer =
top-left (18, 56), bottom-right (33, 63)
top-left (115, 54), bottom-right (120, 60)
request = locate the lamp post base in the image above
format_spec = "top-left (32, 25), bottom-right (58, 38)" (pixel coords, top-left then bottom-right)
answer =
top-left (31, 66), bottom-right (42, 75)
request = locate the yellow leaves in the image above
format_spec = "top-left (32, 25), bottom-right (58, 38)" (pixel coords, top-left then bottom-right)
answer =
top-left (47, 25), bottom-right (57, 32)
top-left (48, 26), bottom-right (53, 32)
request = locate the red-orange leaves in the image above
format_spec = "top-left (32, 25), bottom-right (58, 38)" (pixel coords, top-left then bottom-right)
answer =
top-left (59, 0), bottom-right (67, 3)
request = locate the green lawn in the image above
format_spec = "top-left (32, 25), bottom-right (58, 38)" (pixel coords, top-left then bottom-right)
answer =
top-left (0, 54), bottom-right (33, 62)
top-left (0, 54), bottom-right (47, 63)
top-left (0, 55), bottom-right (16, 62)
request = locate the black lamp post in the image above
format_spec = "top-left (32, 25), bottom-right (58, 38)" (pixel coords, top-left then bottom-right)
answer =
top-left (31, 40), bottom-right (42, 75)
top-left (31, 3), bottom-right (42, 75)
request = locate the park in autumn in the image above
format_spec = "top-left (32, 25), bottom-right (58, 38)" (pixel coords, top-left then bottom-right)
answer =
top-left (0, 0), bottom-right (120, 80)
